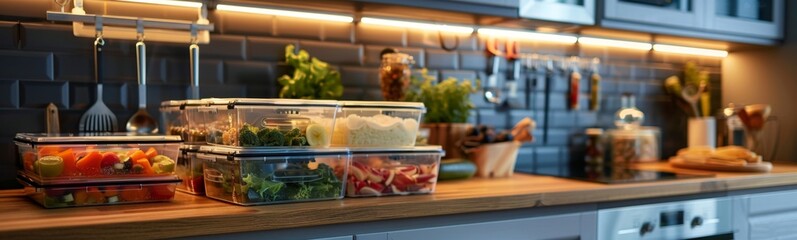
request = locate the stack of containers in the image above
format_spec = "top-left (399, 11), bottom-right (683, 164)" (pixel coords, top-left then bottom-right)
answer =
top-left (333, 101), bottom-right (444, 197)
top-left (191, 98), bottom-right (350, 205)
top-left (13, 133), bottom-right (183, 208)
top-left (160, 100), bottom-right (213, 195)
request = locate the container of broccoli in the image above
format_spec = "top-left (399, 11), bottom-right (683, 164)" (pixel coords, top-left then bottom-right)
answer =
top-left (196, 145), bottom-right (349, 205)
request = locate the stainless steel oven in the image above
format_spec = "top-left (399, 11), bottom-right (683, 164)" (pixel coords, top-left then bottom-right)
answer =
top-left (598, 197), bottom-right (733, 239)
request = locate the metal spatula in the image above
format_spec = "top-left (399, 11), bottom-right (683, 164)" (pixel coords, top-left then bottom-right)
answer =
top-left (79, 35), bottom-right (118, 133)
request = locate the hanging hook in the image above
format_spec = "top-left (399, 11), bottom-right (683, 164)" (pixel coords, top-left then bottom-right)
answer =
top-left (94, 16), bottom-right (104, 46)
top-left (189, 23), bottom-right (198, 44)
top-left (54, 0), bottom-right (71, 12)
top-left (438, 31), bottom-right (459, 52)
top-left (136, 19), bottom-right (145, 42)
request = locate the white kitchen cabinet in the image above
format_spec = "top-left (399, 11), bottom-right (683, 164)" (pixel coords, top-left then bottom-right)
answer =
top-left (734, 189), bottom-right (797, 240)
top-left (356, 212), bottom-right (593, 240)
top-left (602, 0), bottom-right (784, 44)
top-left (604, 0), bottom-right (705, 30)
top-left (519, 0), bottom-right (597, 25)
top-left (706, 0), bottom-right (784, 39)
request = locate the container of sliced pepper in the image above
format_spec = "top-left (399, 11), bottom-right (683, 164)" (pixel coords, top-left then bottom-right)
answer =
top-left (196, 145), bottom-right (349, 206)
top-left (201, 98), bottom-right (339, 148)
top-left (176, 144), bottom-right (204, 195)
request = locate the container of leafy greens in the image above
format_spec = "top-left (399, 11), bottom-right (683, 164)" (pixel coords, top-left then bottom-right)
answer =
top-left (196, 145), bottom-right (349, 205)
top-left (160, 100), bottom-right (212, 144)
top-left (332, 101), bottom-right (426, 147)
top-left (200, 98), bottom-right (339, 148)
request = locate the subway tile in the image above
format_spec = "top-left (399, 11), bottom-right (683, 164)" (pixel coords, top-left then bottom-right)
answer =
top-left (298, 40), bottom-right (362, 65)
top-left (0, 50), bottom-right (53, 80)
top-left (147, 84), bottom-right (186, 105)
top-left (546, 129), bottom-right (570, 146)
top-left (0, 109), bottom-right (46, 139)
top-left (219, 11), bottom-right (274, 36)
top-left (363, 45), bottom-right (424, 68)
top-left (617, 81), bottom-right (642, 95)
top-left (549, 73), bottom-right (569, 92)
top-left (197, 83), bottom-right (246, 99)
top-left (355, 24), bottom-right (405, 46)
top-left (247, 36), bottom-right (297, 62)
top-left (411, 69), bottom-right (438, 82)
top-left (54, 52), bottom-right (92, 82)
top-left (577, 111), bottom-right (598, 127)
top-left (322, 21), bottom-right (353, 43)
top-left (245, 85), bottom-right (277, 98)
top-left (548, 111), bottom-right (576, 127)
top-left (103, 83), bottom-right (130, 111)
top-left (535, 146), bottom-right (561, 163)
top-left (100, 53), bottom-right (137, 83)
top-left (642, 81), bottom-right (665, 96)
top-left (68, 82), bottom-right (92, 110)
top-left (199, 60), bottom-right (224, 85)
top-left (205, 35), bottom-right (246, 60)
top-left (224, 60), bottom-right (273, 85)
top-left (0, 21), bottom-right (16, 50)
top-left (0, 80), bottom-right (19, 108)
top-left (548, 92), bottom-right (568, 110)
top-left (19, 80), bottom-right (67, 109)
top-left (274, 16), bottom-right (323, 41)
top-left (20, 23), bottom-right (93, 52)
top-left (364, 89), bottom-right (383, 101)
top-left (440, 69), bottom-right (477, 81)
top-left (477, 109), bottom-right (508, 129)
top-left (609, 64), bottom-right (632, 78)
top-left (518, 40), bottom-right (576, 56)
top-left (459, 50), bottom-right (488, 71)
top-left (339, 66), bottom-right (379, 88)
top-left (650, 65), bottom-right (680, 78)
top-left (515, 147), bottom-right (535, 169)
top-left (426, 49), bottom-right (458, 69)
top-left (407, 29), bottom-right (471, 50)
top-left (458, 34), bottom-right (480, 51)
top-left (341, 88), bottom-right (365, 100)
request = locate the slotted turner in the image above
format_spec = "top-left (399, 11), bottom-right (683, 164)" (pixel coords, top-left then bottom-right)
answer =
top-left (79, 35), bottom-right (118, 133)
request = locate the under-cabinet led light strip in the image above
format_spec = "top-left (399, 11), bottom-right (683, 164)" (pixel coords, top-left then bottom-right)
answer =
top-left (653, 44), bottom-right (729, 57)
top-left (477, 28), bottom-right (578, 44)
top-left (118, 1), bottom-right (730, 57)
top-left (216, 4), bottom-right (354, 23)
top-left (360, 17), bottom-right (474, 34)
top-left (119, 0), bottom-right (203, 8)
top-left (578, 36), bottom-right (652, 50)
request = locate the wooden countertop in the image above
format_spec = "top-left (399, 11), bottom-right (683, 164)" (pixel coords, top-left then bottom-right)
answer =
top-left (3, 163), bottom-right (797, 239)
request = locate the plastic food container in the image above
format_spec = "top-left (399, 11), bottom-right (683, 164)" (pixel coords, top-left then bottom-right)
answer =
top-left (201, 98), bottom-right (339, 148)
top-left (18, 175), bottom-right (180, 208)
top-left (332, 101), bottom-right (425, 147)
top-left (347, 146), bottom-right (443, 197)
top-left (196, 146), bottom-right (349, 206)
top-left (160, 100), bottom-right (211, 144)
top-left (606, 127), bottom-right (661, 165)
top-left (14, 133), bottom-right (182, 185)
top-left (176, 145), bottom-right (204, 195)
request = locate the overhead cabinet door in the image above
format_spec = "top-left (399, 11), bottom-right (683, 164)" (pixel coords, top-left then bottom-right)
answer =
top-left (604, 0), bottom-right (705, 30)
top-left (705, 0), bottom-right (784, 38)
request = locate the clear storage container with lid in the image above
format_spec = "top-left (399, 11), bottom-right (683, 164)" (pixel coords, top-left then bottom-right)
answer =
top-left (14, 133), bottom-right (182, 185)
top-left (347, 146), bottom-right (443, 197)
top-left (201, 98), bottom-right (339, 148)
top-left (160, 100), bottom-right (211, 144)
top-left (196, 146), bottom-right (349, 206)
top-left (17, 175), bottom-right (180, 208)
top-left (332, 101), bottom-right (425, 147)
top-left (176, 144), bottom-right (204, 195)
top-left (605, 127), bottom-right (660, 165)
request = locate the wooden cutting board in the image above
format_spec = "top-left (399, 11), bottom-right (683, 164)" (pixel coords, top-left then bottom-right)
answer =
top-left (669, 157), bottom-right (772, 172)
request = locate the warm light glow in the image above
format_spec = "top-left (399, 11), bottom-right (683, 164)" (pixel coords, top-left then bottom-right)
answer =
top-left (360, 17), bottom-right (473, 34)
top-left (577, 37), bottom-right (652, 50)
top-left (216, 4), bottom-right (354, 22)
top-left (653, 44), bottom-right (729, 58)
top-left (120, 0), bottom-right (202, 8)
top-left (477, 28), bottom-right (577, 44)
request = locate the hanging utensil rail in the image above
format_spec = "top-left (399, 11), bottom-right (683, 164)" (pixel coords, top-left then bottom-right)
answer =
top-left (46, 0), bottom-right (213, 44)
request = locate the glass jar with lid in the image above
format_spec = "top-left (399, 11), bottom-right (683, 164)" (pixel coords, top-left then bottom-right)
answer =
top-left (379, 51), bottom-right (415, 101)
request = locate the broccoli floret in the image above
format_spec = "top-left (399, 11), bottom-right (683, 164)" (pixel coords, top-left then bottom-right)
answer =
top-left (238, 124), bottom-right (261, 146)
top-left (256, 128), bottom-right (274, 145)
top-left (285, 128), bottom-right (301, 138)
top-left (288, 136), bottom-right (308, 146)
top-left (257, 128), bottom-right (286, 146)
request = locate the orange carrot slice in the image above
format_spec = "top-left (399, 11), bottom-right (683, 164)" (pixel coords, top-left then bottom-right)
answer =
top-left (23, 152), bottom-right (36, 172)
top-left (136, 159), bottom-right (155, 174)
top-left (37, 146), bottom-right (61, 157)
top-left (129, 150), bottom-right (147, 162)
top-left (57, 149), bottom-right (79, 177)
top-left (74, 191), bottom-right (88, 205)
top-left (76, 151), bottom-right (102, 176)
top-left (145, 147), bottom-right (158, 159)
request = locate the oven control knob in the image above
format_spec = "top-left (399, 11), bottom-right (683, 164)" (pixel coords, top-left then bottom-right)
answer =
top-left (640, 222), bottom-right (655, 236)
top-left (691, 216), bottom-right (703, 228)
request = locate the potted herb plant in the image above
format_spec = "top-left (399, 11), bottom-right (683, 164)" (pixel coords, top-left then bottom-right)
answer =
top-left (404, 69), bottom-right (478, 159)
top-left (278, 44), bottom-right (343, 99)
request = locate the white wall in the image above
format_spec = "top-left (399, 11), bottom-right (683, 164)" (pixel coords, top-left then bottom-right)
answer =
top-left (722, 2), bottom-right (796, 161)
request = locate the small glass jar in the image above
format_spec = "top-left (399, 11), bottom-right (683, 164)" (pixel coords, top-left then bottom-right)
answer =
top-left (614, 93), bottom-right (645, 130)
top-left (379, 53), bottom-right (414, 101)
top-left (606, 127), bottom-right (660, 165)
top-left (584, 128), bottom-right (604, 166)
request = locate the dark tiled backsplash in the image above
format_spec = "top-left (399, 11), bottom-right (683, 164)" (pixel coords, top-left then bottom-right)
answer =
top-left (0, 7), bottom-right (722, 188)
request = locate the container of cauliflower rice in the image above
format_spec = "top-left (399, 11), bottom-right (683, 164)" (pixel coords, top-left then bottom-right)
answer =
top-left (202, 98), bottom-right (339, 148)
top-left (332, 101), bottom-right (425, 147)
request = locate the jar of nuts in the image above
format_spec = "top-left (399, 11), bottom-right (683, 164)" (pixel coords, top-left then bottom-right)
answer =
top-left (379, 51), bottom-right (414, 101)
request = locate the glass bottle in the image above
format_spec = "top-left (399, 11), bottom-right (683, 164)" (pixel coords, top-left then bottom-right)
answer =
top-left (614, 93), bottom-right (645, 130)
top-left (379, 52), bottom-right (414, 101)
